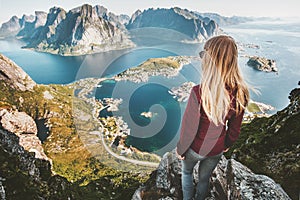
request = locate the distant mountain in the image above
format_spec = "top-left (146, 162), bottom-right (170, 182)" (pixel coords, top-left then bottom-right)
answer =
top-left (194, 12), bottom-right (253, 26)
top-left (17, 11), bottom-right (48, 39)
top-left (0, 14), bottom-right (35, 37)
top-left (0, 4), bottom-right (134, 56)
top-left (0, 12), bottom-right (47, 39)
top-left (23, 4), bottom-right (134, 56)
top-left (127, 7), bottom-right (220, 42)
top-left (94, 5), bottom-right (130, 30)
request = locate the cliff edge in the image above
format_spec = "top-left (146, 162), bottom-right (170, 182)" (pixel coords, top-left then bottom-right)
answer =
top-left (132, 149), bottom-right (291, 200)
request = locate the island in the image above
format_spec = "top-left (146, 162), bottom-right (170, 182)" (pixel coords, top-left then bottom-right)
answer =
top-left (141, 111), bottom-right (153, 118)
top-left (115, 56), bottom-right (194, 83)
top-left (247, 56), bottom-right (278, 72)
top-left (168, 81), bottom-right (196, 102)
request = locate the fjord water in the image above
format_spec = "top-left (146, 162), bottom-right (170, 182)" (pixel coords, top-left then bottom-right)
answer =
top-left (1, 19), bottom-right (299, 154)
top-left (223, 19), bottom-right (300, 110)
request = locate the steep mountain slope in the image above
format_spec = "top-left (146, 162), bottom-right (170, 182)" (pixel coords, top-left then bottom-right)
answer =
top-left (16, 11), bottom-right (48, 39)
top-left (94, 5), bottom-right (130, 30)
top-left (0, 54), bottom-right (36, 91)
top-left (227, 83), bottom-right (300, 199)
top-left (24, 4), bottom-right (134, 55)
top-left (0, 4), bottom-right (134, 56)
top-left (127, 7), bottom-right (219, 42)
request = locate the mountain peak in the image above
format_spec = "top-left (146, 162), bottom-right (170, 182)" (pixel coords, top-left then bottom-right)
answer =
top-left (127, 7), bottom-right (219, 42)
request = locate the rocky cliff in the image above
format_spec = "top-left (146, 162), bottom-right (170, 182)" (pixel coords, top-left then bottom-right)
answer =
top-left (0, 108), bottom-right (49, 161)
top-left (94, 5), bottom-right (130, 30)
top-left (16, 11), bottom-right (48, 40)
top-left (0, 54), bottom-right (36, 91)
top-left (132, 149), bottom-right (291, 199)
top-left (0, 126), bottom-right (77, 199)
top-left (227, 83), bottom-right (300, 199)
top-left (0, 4), bottom-right (134, 56)
top-left (0, 14), bottom-right (42, 38)
top-left (127, 7), bottom-right (219, 42)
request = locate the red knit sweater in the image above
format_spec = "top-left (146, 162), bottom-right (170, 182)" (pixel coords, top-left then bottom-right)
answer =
top-left (177, 85), bottom-right (244, 157)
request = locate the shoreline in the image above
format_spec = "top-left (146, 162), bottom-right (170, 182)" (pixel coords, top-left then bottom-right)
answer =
top-left (73, 78), bottom-right (161, 168)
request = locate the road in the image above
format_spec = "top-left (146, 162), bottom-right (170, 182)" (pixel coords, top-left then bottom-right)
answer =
top-left (100, 132), bottom-right (159, 168)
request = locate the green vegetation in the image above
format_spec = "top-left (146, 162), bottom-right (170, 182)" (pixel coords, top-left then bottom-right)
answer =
top-left (0, 80), bottom-right (150, 198)
top-left (138, 57), bottom-right (181, 69)
top-left (246, 102), bottom-right (261, 113)
top-left (225, 93), bottom-right (300, 199)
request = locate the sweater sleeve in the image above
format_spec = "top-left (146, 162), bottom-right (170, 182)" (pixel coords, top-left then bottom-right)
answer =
top-left (225, 109), bottom-right (244, 148)
top-left (176, 87), bottom-right (201, 156)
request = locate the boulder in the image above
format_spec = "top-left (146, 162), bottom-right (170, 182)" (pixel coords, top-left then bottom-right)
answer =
top-left (132, 149), bottom-right (291, 199)
top-left (0, 108), bottom-right (37, 134)
top-left (0, 108), bottom-right (49, 161)
top-left (0, 54), bottom-right (36, 91)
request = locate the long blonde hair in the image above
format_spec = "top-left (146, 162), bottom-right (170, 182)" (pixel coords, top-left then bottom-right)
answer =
top-left (200, 35), bottom-right (249, 125)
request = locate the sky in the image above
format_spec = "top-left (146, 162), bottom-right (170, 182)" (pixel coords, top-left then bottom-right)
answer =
top-left (0, 0), bottom-right (300, 23)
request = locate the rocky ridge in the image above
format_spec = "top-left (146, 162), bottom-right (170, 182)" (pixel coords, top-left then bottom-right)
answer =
top-left (0, 54), bottom-right (36, 91)
top-left (132, 149), bottom-right (291, 199)
top-left (0, 126), bottom-right (75, 199)
top-left (0, 4), bottom-right (134, 56)
top-left (228, 83), bottom-right (300, 199)
top-left (0, 108), bottom-right (49, 161)
top-left (0, 15), bottom-right (34, 37)
top-left (16, 11), bottom-right (48, 40)
top-left (126, 7), bottom-right (219, 42)
top-left (94, 5), bottom-right (130, 30)
top-left (24, 4), bottom-right (134, 56)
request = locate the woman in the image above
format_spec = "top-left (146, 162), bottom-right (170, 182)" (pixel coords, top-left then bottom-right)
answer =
top-left (176, 35), bottom-right (250, 200)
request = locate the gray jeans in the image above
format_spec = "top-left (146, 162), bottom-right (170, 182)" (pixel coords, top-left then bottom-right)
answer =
top-left (181, 148), bottom-right (222, 200)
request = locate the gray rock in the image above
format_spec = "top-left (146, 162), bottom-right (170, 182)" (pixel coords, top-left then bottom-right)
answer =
top-left (126, 7), bottom-right (220, 42)
top-left (0, 16), bottom-right (21, 37)
top-left (247, 56), bottom-right (278, 72)
top-left (17, 11), bottom-right (47, 39)
top-left (0, 54), bottom-right (36, 91)
top-left (94, 5), bottom-right (130, 30)
top-left (0, 177), bottom-right (5, 200)
top-left (25, 4), bottom-right (135, 56)
top-left (0, 108), bottom-right (37, 134)
top-left (0, 12), bottom-right (42, 38)
top-left (132, 149), bottom-right (291, 199)
top-left (0, 108), bottom-right (50, 161)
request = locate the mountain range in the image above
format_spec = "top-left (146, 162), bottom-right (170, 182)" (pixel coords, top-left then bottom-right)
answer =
top-left (126, 7), bottom-right (219, 42)
top-left (0, 4), bottom-right (225, 56)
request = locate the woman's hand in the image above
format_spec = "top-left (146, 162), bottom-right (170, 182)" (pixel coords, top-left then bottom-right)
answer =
top-left (176, 148), bottom-right (185, 160)
top-left (223, 148), bottom-right (230, 153)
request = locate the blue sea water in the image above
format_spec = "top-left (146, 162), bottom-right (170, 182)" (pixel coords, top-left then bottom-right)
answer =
top-left (0, 19), bottom-right (299, 154)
